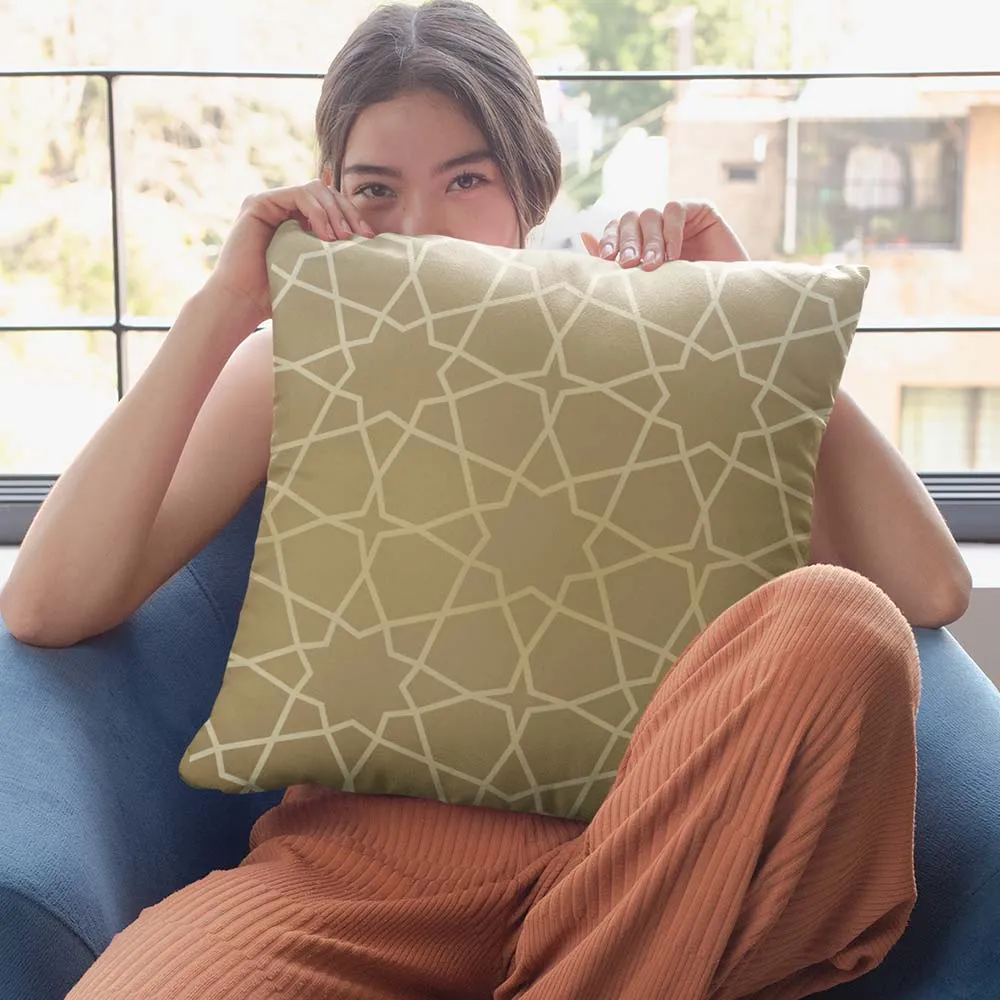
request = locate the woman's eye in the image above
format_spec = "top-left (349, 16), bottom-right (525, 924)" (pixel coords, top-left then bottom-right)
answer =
top-left (450, 172), bottom-right (487, 192)
top-left (356, 183), bottom-right (392, 200)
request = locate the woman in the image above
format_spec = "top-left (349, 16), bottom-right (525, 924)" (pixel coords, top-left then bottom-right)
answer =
top-left (1, 2), bottom-right (971, 998)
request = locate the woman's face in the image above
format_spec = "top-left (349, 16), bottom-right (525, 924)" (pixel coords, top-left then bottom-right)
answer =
top-left (331, 90), bottom-right (521, 249)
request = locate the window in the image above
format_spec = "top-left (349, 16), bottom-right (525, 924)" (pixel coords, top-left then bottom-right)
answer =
top-left (901, 387), bottom-right (1000, 471)
top-left (726, 164), bottom-right (760, 183)
top-left (2, 0), bottom-right (999, 544)
top-left (796, 119), bottom-right (963, 252)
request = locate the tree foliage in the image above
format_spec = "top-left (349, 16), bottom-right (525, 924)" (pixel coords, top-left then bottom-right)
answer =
top-left (531, 0), bottom-right (758, 128)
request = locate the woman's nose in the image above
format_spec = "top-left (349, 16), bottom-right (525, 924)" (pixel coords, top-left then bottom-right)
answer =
top-left (399, 197), bottom-right (448, 238)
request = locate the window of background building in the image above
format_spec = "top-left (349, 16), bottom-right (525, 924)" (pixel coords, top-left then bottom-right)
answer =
top-left (901, 387), bottom-right (1000, 471)
top-left (796, 119), bottom-right (963, 253)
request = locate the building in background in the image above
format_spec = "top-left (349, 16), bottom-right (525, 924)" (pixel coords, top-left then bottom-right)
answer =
top-left (662, 74), bottom-right (1000, 469)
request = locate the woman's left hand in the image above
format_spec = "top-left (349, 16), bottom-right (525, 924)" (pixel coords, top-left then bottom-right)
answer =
top-left (582, 200), bottom-right (750, 269)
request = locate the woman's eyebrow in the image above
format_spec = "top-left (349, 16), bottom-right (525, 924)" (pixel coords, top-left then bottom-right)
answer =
top-left (342, 162), bottom-right (402, 179)
top-left (433, 149), bottom-right (494, 174)
top-left (342, 149), bottom-right (494, 179)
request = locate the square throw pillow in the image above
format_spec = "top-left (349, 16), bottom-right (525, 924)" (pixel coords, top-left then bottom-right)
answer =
top-left (179, 219), bottom-right (868, 820)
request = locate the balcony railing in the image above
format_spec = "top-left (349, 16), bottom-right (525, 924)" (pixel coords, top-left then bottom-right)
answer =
top-left (2, 65), bottom-right (999, 544)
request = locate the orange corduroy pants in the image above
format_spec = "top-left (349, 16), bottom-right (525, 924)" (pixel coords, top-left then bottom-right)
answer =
top-left (68, 564), bottom-right (922, 1000)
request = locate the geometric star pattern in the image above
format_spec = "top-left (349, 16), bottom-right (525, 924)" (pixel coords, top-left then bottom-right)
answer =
top-left (179, 221), bottom-right (868, 820)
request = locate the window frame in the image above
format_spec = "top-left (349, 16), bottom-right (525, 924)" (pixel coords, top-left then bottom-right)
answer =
top-left (2, 66), bottom-right (999, 546)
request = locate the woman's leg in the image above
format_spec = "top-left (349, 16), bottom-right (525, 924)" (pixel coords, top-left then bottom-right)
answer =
top-left (68, 786), bottom-right (582, 1000)
top-left (497, 564), bottom-right (921, 1000)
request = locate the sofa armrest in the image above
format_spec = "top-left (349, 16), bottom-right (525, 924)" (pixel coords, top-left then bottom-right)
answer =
top-left (822, 626), bottom-right (1000, 1000)
top-left (0, 489), bottom-right (281, 998)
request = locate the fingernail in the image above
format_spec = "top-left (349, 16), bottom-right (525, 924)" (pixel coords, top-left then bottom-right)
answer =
top-left (601, 242), bottom-right (615, 259)
top-left (642, 248), bottom-right (657, 264)
top-left (621, 246), bottom-right (637, 262)
top-left (362, 224), bottom-right (376, 238)
top-left (664, 241), bottom-right (676, 261)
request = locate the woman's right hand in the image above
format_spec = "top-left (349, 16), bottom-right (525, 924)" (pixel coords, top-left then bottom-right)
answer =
top-left (204, 179), bottom-right (375, 332)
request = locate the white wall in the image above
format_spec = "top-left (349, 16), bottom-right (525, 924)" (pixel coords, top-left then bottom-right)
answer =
top-left (947, 589), bottom-right (999, 689)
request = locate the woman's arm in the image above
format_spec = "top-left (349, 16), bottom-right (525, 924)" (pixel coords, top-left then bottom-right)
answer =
top-left (0, 291), bottom-right (272, 648)
top-left (810, 388), bottom-right (972, 628)
top-left (0, 180), bottom-right (372, 648)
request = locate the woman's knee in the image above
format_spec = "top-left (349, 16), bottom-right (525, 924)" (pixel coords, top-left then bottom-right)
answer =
top-left (753, 564), bottom-right (920, 710)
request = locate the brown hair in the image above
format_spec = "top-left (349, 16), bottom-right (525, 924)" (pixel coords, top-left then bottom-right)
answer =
top-left (315, 0), bottom-right (561, 240)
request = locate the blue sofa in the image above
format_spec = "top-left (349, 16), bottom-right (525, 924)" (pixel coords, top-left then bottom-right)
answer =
top-left (1, 488), bottom-right (998, 999)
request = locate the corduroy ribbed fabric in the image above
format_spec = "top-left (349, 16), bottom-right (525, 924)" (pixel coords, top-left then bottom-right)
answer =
top-left (68, 564), bottom-right (921, 1000)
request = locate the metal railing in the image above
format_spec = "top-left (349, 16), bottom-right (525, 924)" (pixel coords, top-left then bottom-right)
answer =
top-left (2, 65), bottom-right (999, 543)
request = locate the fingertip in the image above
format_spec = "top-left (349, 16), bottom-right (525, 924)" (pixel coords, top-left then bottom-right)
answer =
top-left (619, 246), bottom-right (640, 268)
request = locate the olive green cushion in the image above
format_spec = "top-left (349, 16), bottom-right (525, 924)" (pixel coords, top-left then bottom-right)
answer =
top-left (179, 220), bottom-right (867, 820)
